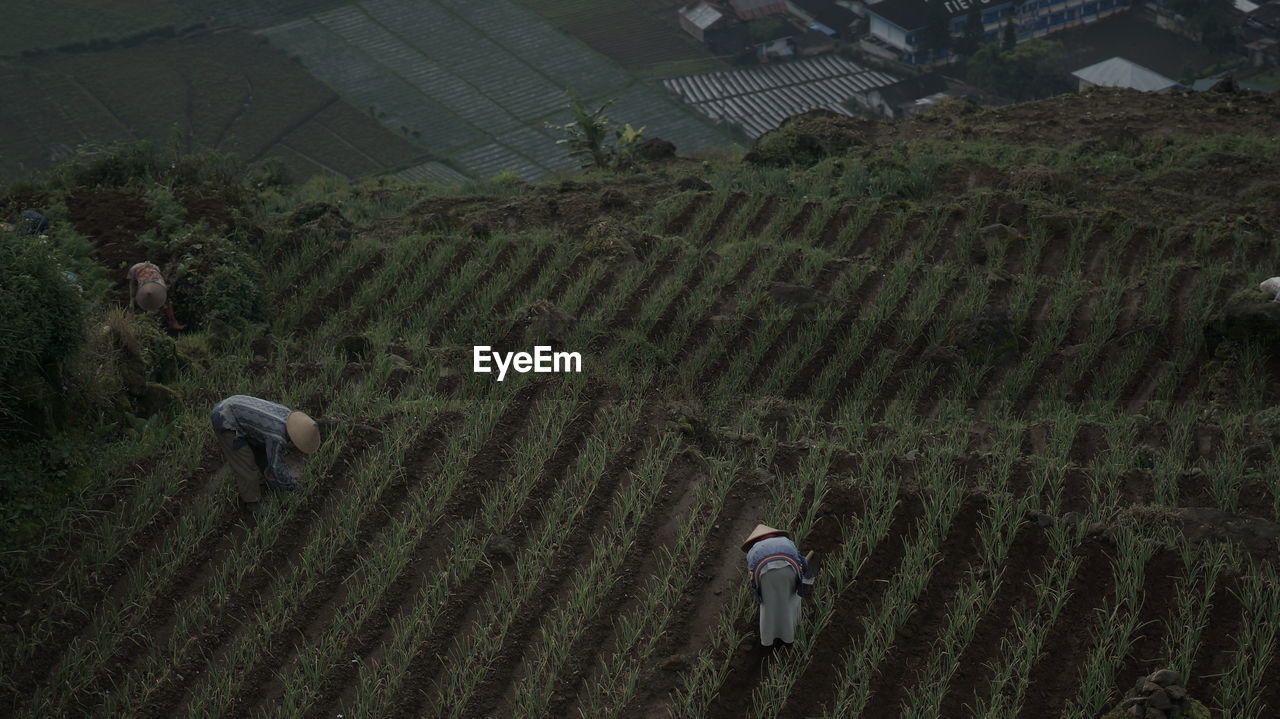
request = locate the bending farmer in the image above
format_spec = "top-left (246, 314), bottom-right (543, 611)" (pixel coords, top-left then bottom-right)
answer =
top-left (128, 261), bottom-right (185, 330)
top-left (742, 523), bottom-right (814, 646)
top-left (211, 395), bottom-right (321, 513)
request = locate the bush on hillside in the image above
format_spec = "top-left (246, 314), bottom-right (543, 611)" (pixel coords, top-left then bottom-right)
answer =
top-left (0, 233), bottom-right (84, 423)
top-left (166, 228), bottom-right (267, 327)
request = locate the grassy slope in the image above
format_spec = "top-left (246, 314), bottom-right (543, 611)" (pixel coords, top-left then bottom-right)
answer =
top-left (3, 87), bottom-right (1280, 718)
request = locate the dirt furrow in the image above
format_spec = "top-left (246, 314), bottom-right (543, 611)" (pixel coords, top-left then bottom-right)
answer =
top-left (311, 384), bottom-right (544, 719)
top-left (664, 192), bottom-right (709, 237)
top-left (1115, 550), bottom-right (1184, 684)
top-left (746, 196), bottom-right (781, 238)
top-left (1014, 537), bottom-right (1117, 718)
top-left (939, 521), bottom-right (1054, 718)
top-left (783, 267), bottom-right (884, 400)
top-left (551, 450), bottom-right (712, 719)
top-left (455, 393), bottom-right (666, 719)
top-left (2, 445), bottom-right (222, 714)
top-left (777, 492), bottom-right (924, 718)
top-left (426, 241), bottom-right (518, 343)
top-left (138, 426), bottom-right (386, 718)
top-left (862, 495), bottom-right (989, 717)
top-left (1187, 573), bottom-right (1244, 707)
top-left (700, 191), bottom-right (747, 245)
top-left (295, 253), bottom-right (385, 332)
top-left (233, 413), bottom-right (461, 716)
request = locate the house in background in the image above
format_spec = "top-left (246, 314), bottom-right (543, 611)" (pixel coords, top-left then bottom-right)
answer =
top-left (1243, 1), bottom-right (1280, 66)
top-left (862, 0), bottom-right (1133, 66)
top-left (786, 0), bottom-right (862, 36)
top-left (857, 72), bottom-right (1005, 116)
top-left (795, 27), bottom-right (839, 54)
top-left (1071, 56), bottom-right (1182, 91)
top-left (680, 1), bottom-right (729, 42)
top-left (1189, 72), bottom-right (1273, 91)
top-left (1246, 36), bottom-right (1280, 66)
top-left (861, 73), bottom-right (949, 116)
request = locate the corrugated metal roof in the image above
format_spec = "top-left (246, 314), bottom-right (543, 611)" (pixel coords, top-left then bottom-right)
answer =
top-left (680, 1), bottom-right (725, 30)
top-left (1071, 57), bottom-right (1179, 92)
top-left (662, 54), bottom-right (900, 138)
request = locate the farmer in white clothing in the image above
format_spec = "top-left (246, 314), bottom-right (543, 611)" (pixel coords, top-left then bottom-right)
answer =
top-left (1260, 277), bottom-right (1280, 301)
top-left (742, 524), bottom-right (813, 646)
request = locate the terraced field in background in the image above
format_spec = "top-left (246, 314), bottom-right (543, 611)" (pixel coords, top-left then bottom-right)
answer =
top-left (3, 89), bottom-right (1280, 718)
top-left (0, 30), bottom-right (427, 181)
top-left (259, 0), bottom-right (737, 182)
top-left (513, 0), bottom-right (727, 77)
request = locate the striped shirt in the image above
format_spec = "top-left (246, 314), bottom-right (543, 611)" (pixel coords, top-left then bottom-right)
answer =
top-left (745, 536), bottom-right (812, 601)
top-left (210, 395), bottom-right (297, 489)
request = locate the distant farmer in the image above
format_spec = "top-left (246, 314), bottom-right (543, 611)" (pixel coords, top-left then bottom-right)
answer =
top-left (17, 209), bottom-right (49, 235)
top-left (127, 261), bottom-right (185, 330)
top-left (211, 395), bottom-right (321, 514)
top-left (742, 523), bottom-right (814, 647)
top-left (1260, 276), bottom-right (1280, 302)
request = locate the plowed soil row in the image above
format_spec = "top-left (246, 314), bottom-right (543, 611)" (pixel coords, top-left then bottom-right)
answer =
top-left (296, 253), bottom-right (386, 332)
top-left (231, 412), bottom-right (463, 716)
top-left (2, 444), bottom-right (222, 714)
top-left (387, 386), bottom-right (609, 719)
top-left (139, 425), bottom-right (385, 718)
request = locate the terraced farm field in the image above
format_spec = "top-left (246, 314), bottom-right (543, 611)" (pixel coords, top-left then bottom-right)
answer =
top-left (0, 30), bottom-right (428, 181)
top-left (259, 0), bottom-right (737, 181)
top-left (3, 89), bottom-right (1280, 719)
top-left (514, 0), bottom-right (725, 76)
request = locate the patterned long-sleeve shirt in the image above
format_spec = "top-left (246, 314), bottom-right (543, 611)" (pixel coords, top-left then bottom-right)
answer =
top-left (745, 535), bottom-right (813, 602)
top-left (210, 395), bottom-right (298, 489)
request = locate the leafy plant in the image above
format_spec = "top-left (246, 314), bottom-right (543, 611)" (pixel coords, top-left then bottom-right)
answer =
top-left (548, 92), bottom-right (645, 170)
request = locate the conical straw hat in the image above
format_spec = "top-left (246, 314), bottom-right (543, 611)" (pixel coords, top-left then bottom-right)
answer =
top-left (741, 523), bottom-right (790, 552)
top-left (286, 411), bottom-right (321, 454)
top-left (136, 282), bottom-right (166, 311)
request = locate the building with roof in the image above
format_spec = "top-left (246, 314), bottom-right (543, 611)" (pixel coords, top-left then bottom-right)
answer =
top-left (680, 2), bottom-right (729, 42)
top-left (863, 0), bottom-right (1133, 65)
top-left (861, 72), bottom-right (950, 116)
top-left (857, 72), bottom-right (1008, 116)
top-left (1189, 72), bottom-right (1273, 91)
top-left (1247, 36), bottom-right (1280, 65)
top-left (1071, 56), bottom-right (1181, 91)
top-left (787, 0), bottom-right (862, 35)
top-left (662, 54), bottom-right (900, 137)
top-left (795, 27), bottom-right (839, 53)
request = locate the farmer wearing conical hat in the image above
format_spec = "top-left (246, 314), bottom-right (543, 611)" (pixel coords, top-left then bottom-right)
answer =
top-left (127, 261), bottom-right (185, 330)
top-left (211, 395), bottom-right (321, 514)
top-left (742, 523), bottom-right (813, 646)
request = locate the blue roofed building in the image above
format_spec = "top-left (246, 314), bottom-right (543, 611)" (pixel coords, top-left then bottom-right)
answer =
top-left (863, 0), bottom-right (1134, 66)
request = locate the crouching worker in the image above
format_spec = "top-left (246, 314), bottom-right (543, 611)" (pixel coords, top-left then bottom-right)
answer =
top-left (211, 395), bottom-right (321, 514)
top-left (742, 523), bottom-right (814, 647)
top-left (128, 260), bottom-right (185, 330)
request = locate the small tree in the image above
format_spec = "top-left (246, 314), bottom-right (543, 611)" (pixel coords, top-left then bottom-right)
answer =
top-left (549, 91), bottom-right (645, 170)
top-left (1002, 19), bottom-right (1017, 51)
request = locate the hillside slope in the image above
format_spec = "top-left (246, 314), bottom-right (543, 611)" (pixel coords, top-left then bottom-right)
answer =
top-left (3, 86), bottom-right (1279, 719)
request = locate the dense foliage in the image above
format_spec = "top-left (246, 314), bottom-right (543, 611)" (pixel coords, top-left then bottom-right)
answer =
top-left (0, 234), bottom-right (85, 422)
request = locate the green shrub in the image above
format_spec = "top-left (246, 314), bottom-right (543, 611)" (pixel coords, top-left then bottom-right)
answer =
top-left (0, 234), bottom-right (85, 399)
top-left (201, 263), bottom-right (266, 324)
top-left (48, 141), bottom-right (164, 190)
top-left (167, 228), bottom-right (266, 327)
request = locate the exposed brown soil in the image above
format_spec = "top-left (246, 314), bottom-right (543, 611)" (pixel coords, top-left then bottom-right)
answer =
top-left (67, 188), bottom-right (156, 299)
top-left (13, 87), bottom-right (1280, 718)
